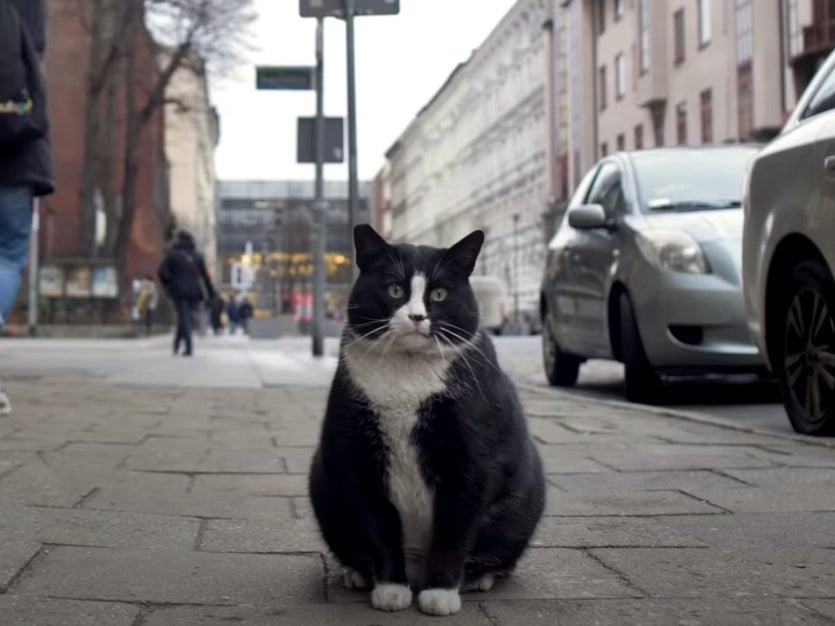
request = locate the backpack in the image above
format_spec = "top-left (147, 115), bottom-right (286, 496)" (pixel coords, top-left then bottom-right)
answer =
top-left (0, 2), bottom-right (48, 146)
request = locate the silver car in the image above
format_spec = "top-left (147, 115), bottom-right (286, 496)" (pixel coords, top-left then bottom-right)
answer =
top-left (743, 49), bottom-right (835, 436)
top-left (540, 146), bottom-right (764, 403)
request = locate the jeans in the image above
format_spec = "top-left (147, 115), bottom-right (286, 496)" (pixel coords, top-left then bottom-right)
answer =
top-left (0, 186), bottom-right (33, 325)
top-left (173, 299), bottom-right (195, 355)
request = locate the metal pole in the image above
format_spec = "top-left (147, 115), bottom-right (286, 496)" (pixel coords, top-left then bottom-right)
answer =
top-left (344, 0), bottom-right (360, 282)
top-left (312, 17), bottom-right (326, 357)
top-left (27, 200), bottom-right (39, 336)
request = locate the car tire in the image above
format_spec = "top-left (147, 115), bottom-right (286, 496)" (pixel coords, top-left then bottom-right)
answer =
top-left (772, 259), bottom-right (835, 436)
top-left (542, 312), bottom-right (581, 387)
top-left (619, 292), bottom-right (661, 403)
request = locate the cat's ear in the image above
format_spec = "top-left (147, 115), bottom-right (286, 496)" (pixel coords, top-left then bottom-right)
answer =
top-left (441, 230), bottom-right (485, 277)
top-left (354, 224), bottom-right (389, 272)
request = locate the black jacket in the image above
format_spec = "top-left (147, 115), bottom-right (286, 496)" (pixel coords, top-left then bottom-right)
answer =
top-left (158, 239), bottom-right (216, 303)
top-left (0, 0), bottom-right (53, 196)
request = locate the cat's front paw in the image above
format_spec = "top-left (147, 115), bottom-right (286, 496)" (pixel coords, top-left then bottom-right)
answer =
top-left (418, 588), bottom-right (462, 616)
top-left (371, 583), bottom-right (413, 612)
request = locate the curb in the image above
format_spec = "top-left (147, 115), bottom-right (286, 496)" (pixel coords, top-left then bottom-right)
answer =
top-left (516, 380), bottom-right (835, 451)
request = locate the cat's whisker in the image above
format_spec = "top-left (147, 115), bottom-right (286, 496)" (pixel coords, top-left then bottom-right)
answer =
top-left (438, 332), bottom-right (484, 399)
top-left (437, 324), bottom-right (501, 374)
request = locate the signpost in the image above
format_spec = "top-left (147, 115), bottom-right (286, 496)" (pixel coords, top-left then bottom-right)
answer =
top-left (255, 66), bottom-right (315, 91)
top-left (297, 117), bottom-right (344, 163)
top-left (300, 0), bottom-right (399, 281)
top-left (299, 0), bottom-right (399, 18)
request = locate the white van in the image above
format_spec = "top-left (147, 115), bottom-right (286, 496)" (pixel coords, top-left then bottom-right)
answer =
top-left (470, 275), bottom-right (508, 335)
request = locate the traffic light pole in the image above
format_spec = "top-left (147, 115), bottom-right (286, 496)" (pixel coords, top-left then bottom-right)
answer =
top-left (312, 17), bottom-right (327, 357)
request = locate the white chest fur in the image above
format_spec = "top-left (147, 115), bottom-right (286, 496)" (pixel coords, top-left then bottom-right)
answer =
top-left (344, 348), bottom-right (450, 557)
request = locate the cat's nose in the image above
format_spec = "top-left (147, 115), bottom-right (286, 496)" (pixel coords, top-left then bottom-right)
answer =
top-left (408, 314), bottom-right (427, 324)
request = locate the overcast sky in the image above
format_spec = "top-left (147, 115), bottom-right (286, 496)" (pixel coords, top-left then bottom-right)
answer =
top-left (211, 0), bottom-right (518, 183)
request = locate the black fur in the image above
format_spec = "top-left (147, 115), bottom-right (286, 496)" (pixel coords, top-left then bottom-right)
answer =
top-left (309, 224), bottom-right (546, 597)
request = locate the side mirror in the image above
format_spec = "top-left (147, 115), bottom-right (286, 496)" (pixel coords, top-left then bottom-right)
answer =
top-left (568, 204), bottom-right (608, 230)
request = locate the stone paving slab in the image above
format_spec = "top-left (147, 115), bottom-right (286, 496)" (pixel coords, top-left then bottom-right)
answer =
top-left (13, 546), bottom-right (323, 605)
top-left (481, 598), bottom-right (832, 625)
top-left (544, 486), bottom-right (727, 517)
top-left (591, 546), bottom-right (835, 599)
top-left (0, 596), bottom-right (140, 626)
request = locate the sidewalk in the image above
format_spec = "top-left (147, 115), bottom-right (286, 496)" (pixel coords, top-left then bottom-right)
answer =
top-left (1, 349), bottom-right (835, 624)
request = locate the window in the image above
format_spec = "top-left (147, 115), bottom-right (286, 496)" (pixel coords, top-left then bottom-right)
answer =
top-left (615, 53), bottom-right (626, 99)
top-left (639, 0), bottom-right (650, 73)
top-left (634, 124), bottom-right (644, 150)
top-left (599, 65), bottom-right (607, 110)
top-left (586, 161), bottom-right (626, 219)
top-left (735, 0), bottom-right (752, 64)
top-left (597, 0), bottom-right (606, 34)
top-left (698, 0), bottom-right (711, 46)
top-left (802, 64), bottom-right (835, 119)
top-left (616, 133), bottom-right (625, 151)
top-left (787, 0), bottom-right (801, 57)
top-left (614, 0), bottom-right (624, 21)
top-left (676, 101), bottom-right (688, 145)
top-left (738, 64), bottom-right (754, 138)
top-left (653, 114), bottom-right (665, 147)
top-left (700, 89), bottom-right (713, 143)
top-left (601, 142), bottom-right (609, 157)
top-left (674, 9), bottom-right (686, 65)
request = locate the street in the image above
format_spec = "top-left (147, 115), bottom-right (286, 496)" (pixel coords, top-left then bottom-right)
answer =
top-left (1, 333), bottom-right (835, 624)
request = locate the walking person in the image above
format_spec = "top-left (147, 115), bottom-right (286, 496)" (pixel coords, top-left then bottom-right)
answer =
top-left (136, 275), bottom-right (158, 337)
top-left (0, 0), bottom-right (53, 415)
top-left (237, 293), bottom-right (254, 336)
top-left (157, 231), bottom-right (215, 356)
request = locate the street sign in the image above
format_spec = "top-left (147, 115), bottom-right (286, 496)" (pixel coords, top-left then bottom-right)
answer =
top-left (256, 66), bottom-right (315, 91)
top-left (299, 0), bottom-right (399, 18)
top-left (297, 117), bottom-right (344, 163)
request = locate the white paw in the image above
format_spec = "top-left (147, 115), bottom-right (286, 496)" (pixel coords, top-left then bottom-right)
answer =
top-left (461, 573), bottom-right (495, 592)
top-left (418, 588), bottom-right (462, 616)
top-left (343, 568), bottom-right (369, 590)
top-left (371, 583), bottom-right (413, 612)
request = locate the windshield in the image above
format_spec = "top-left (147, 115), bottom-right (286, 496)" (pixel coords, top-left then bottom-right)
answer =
top-left (631, 147), bottom-right (759, 213)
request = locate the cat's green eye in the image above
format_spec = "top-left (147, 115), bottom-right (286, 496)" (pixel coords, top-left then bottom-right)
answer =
top-left (387, 284), bottom-right (405, 299)
top-left (430, 287), bottom-right (448, 302)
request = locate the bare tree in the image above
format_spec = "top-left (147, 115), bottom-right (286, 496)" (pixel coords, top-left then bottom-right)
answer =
top-left (71, 0), bottom-right (255, 266)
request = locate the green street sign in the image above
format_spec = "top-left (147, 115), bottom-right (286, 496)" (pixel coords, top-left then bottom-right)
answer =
top-left (256, 66), bottom-right (315, 91)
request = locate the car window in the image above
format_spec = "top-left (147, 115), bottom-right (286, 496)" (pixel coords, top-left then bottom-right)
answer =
top-left (586, 161), bottom-right (626, 219)
top-left (802, 64), bottom-right (835, 120)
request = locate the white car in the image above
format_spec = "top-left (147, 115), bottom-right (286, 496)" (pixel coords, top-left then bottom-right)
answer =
top-left (743, 49), bottom-right (835, 436)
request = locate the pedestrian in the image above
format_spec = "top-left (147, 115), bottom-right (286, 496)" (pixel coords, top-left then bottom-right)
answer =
top-left (209, 293), bottom-right (225, 335)
top-left (136, 275), bottom-right (158, 337)
top-left (157, 231), bottom-right (215, 356)
top-left (226, 295), bottom-right (239, 335)
top-left (237, 293), bottom-right (254, 335)
top-left (0, 0), bottom-right (53, 415)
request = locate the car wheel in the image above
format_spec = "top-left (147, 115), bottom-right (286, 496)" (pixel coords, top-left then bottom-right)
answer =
top-left (773, 259), bottom-right (835, 436)
top-left (619, 292), bottom-right (661, 403)
top-left (542, 312), bottom-right (581, 387)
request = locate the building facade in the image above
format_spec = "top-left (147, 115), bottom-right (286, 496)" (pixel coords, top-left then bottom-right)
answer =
top-left (562, 0), bottom-right (832, 190)
top-left (164, 53), bottom-right (220, 278)
top-left (380, 0), bottom-right (835, 333)
top-left (385, 0), bottom-right (550, 325)
top-left (216, 180), bottom-right (370, 316)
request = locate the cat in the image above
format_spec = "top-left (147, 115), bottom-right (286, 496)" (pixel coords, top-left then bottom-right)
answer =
top-left (308, 224), bottom-right (545, 616)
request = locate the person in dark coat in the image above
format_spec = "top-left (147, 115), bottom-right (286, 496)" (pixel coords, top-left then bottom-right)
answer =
top-left (157, 231), bottom-right (216, 356)
top-left (0, 0), bottom-right (52, 415)
top-left (209, 293), bottom-right (226, 335)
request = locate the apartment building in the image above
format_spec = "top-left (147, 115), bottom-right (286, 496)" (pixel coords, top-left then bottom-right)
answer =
top-left (378, 0), bottom-right (835, 331)
top-left (563, 0), bottom-right (831, 189)
top-left (164, 53), bottom-right (221, 277)
top-left (385, 0), bottom-right (550, 325)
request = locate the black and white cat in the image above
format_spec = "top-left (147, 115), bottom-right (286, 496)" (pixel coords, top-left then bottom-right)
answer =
top-left (309, 225), bottom-right (545, 616)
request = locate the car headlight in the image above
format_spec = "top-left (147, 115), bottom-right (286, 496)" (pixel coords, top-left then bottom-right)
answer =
top-left (635, 229), bottom-right (711, 274)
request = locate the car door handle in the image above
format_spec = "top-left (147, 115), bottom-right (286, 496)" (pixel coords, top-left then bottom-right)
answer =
top-left (824, 155), bottom-right (835, 171)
